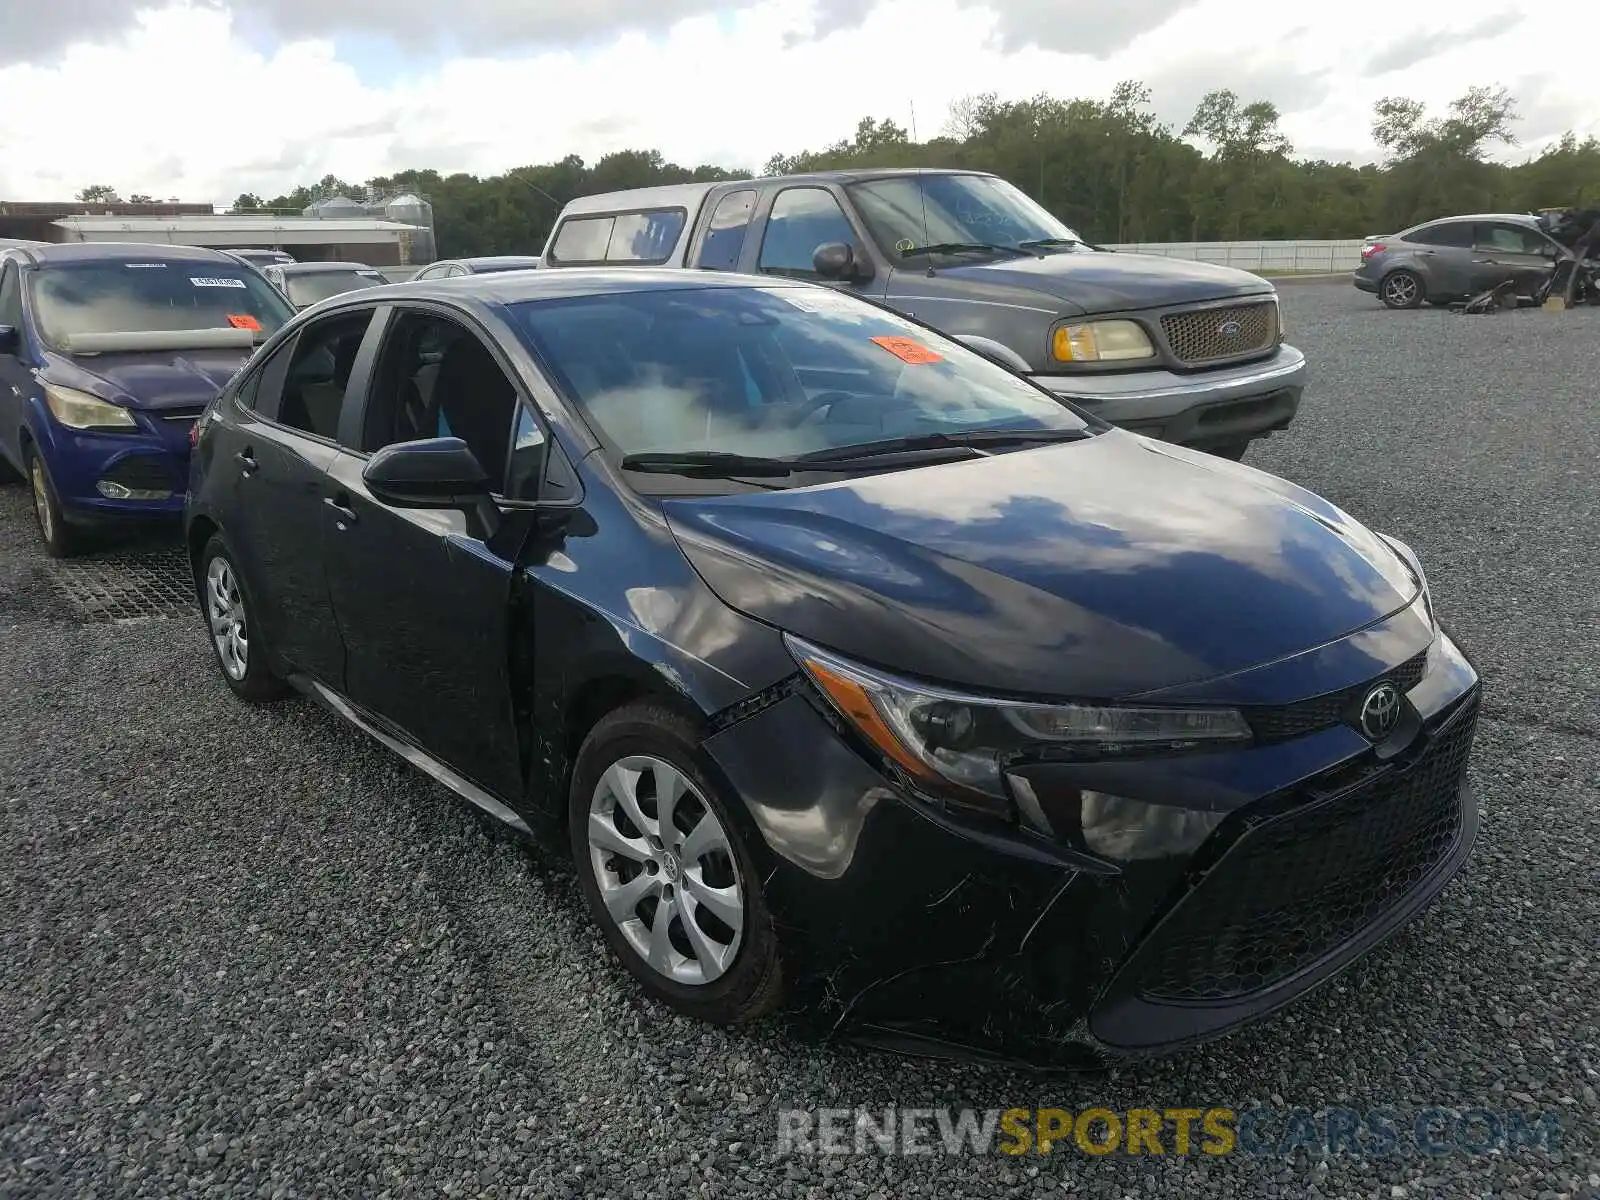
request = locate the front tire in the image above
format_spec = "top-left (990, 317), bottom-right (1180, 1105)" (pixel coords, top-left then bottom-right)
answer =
top-left (1380, 269), bottom-right (1425, 309)
top-left (198, 534), bottom-right (289, 702)
top-left (569, 701), bottom-right (783, 1024)
top-left (26, 447), bottom-right (79, 558)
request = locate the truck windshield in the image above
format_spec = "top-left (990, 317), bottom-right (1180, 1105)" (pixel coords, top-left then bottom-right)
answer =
top-left (513, 284), bottom-right (1088, 466)
top-left (847, 175), bottom-right (1087, 262)
top-left (283, 269), bottom-right (385, 307)
top-left (29, 261), bottom-right (295, 348)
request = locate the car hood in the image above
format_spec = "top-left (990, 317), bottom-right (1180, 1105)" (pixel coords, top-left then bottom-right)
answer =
top-left (44, 348), bottom-right (251, 411)
top-left (662, 432), bottom-right (1419, 699)
top-left (928, 250), bottom-right (1275, 315)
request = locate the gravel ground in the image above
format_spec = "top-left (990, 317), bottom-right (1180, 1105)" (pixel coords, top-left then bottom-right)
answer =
top-left (2, 282), bottom-right (1597, 1199)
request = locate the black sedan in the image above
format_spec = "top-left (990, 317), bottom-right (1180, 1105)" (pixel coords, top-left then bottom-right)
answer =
top-left (183, 268), bottom-right (1482, 1066)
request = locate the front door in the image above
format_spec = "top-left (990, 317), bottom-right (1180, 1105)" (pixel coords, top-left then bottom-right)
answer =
top-left (1471, 222), bottom-right (1557, 296)
top-left (321, 306), bottom-right (530, 801)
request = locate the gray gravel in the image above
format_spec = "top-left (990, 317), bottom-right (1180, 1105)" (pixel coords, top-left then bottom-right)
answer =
top-left (2, 281), bottom-right (1597, 1198)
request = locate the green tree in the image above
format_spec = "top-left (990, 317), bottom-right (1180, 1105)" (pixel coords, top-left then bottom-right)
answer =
top-left (76, 184), bottom-right (120, 203)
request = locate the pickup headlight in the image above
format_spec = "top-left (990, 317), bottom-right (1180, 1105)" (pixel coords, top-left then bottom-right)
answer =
top-left (1050, 319), bottom-right (1155, 363)
top-left (787, 635), bottom-right (1251, 816)
top-left (44, 384), bottom-right (137, 431)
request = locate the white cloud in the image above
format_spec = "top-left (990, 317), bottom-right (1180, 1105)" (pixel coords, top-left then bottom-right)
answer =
top-left (0, 0), bottom-right (1594, 206)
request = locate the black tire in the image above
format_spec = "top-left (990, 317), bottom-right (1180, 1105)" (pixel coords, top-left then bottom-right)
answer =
top-left (1208, 440), bottom-right (1249, 462)
top-left (568, 700), bottom-right (783, 1024)
top-left (197, 534), bottom-right (290, 702)
top-left (1380, 269), bottom-right (1425, 309)
top-left (24, 445), bottom-right (80, 558)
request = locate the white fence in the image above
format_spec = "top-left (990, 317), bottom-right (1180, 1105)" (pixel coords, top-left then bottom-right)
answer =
top-left (1103, 240), bottom-right (1365, 273)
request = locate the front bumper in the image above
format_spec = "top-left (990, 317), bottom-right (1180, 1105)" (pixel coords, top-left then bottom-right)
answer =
top-left (702, 627), bottom-right (1480, 1066)
top-left (1030, 343), bottom-right (1305, 451)
top-left (28, 408), bottom-right (191, 525)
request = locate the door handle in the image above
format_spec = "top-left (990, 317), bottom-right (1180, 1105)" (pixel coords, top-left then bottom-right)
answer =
top-left (235, 449), bottom-right (258, 474)
top-left (323, 496), bottom-right (358, 527)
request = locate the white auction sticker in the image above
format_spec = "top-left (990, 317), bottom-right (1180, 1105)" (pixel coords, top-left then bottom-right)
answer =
top-left (781, 288), bottom-right (864, 316)
top-left (124, 263), bottom-right (168, 269)
top-left (190, 276), bottom-right (248, 288)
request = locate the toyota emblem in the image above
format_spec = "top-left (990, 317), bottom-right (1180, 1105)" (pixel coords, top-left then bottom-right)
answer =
top-left (1358, 682), bottom-right (1403, 741)
top-left (1217, 319), bottom-right (1243, 338)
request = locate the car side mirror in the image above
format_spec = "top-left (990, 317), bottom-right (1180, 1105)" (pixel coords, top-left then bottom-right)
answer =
top-left (813, 242), bottom-right (873, 283)
top-left (0, 325), bottom-right (18, 355)
top-left (362, 436), bottom-right (500, 533)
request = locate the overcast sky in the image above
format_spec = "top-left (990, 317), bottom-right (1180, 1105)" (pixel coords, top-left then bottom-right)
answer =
top-left (0, 0), bottom-right (1592, 206)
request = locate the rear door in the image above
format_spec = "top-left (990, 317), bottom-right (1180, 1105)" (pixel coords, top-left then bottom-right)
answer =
top-left (0, 261), bottom-right (30, 472)
top-left (319, 302), bottom-right (532, 800)
top-left (216, 306), bottom-right (382, 686)
top-left (1404, 220), bottom-right (1475, 295)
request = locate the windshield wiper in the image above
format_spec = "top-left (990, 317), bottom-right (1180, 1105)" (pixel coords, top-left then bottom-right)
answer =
top-left (621, 451), bottom-right (799, 477)
top-left (898, 242), bottom-right (1031, 260)
top-left (1016, 237), bottom-right (1082, 252)
top-left (794, 428), bottom-right (1092, 464)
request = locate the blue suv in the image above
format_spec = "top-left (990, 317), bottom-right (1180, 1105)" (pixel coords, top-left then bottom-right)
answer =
top-left (0, 242), bottom-right (296, 555)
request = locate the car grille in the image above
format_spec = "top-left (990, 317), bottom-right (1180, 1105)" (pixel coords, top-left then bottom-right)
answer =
top-left (1161, 301), bottom-right (1279, 365)
top-left (1244, 650), bottom-right (1430, 743)
top-left (1132, 692), bottom-right (1478, 1003)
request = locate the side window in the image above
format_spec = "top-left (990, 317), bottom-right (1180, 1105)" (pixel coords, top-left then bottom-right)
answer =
top-left (414, 264), bottom-right (443, 280)
top-left (362, 309), bottom-right (519, 492)
top-left (1409, 222), bottom-right (1471, 248)
top-left (549, 210), bottom-right (686, 265)
top-left (0, 263), bottom-right (23, 331)
top-left (758, 188), bottom-right (856, 279)
top-left (696, 190), bottom-right (757, 271)
top-left (550, 217), bottom-right (613, 264)
top-left (276, 311), bottom-right (374, 440)
top-left (506, 405), bottom-right (548, 501)
top-left (1475, 223), bottom-right (1548, 255)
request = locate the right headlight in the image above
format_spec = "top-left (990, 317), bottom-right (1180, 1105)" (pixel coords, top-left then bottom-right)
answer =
top-left (787, 635), bottom-right (1251, 816)
top-left (44, 383), bottom-right (137, 431)
top-left (1050, 319), bottom-right (1155, 363)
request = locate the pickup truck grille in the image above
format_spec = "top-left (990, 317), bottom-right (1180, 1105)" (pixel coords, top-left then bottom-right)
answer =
top-left (1161, 301), bottom-right (1278, 365)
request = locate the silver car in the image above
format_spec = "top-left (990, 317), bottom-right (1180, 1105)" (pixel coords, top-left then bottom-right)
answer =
top-left (1353, 213), bottom-right (1564, 309)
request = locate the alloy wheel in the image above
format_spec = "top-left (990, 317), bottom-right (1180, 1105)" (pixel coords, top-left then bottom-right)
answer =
top-left (1383, 272), bottom-right (1420, 307)
top-left (206, 556), bottom-right (249, 681)
top-left (586, 754), bottom-right (745, 986)
top-left (29, 458), bottom-right (52, 544)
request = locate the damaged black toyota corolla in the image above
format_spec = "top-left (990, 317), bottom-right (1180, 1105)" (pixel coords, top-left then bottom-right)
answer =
top-left (185, 268), bottom-right (1481, 1067)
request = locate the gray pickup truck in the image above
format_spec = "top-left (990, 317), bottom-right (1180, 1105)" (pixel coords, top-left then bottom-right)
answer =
top-left (538, 168), bottom-right (1305, 459)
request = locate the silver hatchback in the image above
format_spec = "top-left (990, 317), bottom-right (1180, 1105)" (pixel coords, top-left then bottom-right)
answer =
top-left (1353, 214), bottom-right (1563, 309)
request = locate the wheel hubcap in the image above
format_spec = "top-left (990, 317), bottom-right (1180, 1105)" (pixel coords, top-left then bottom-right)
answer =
top-left (205, 557), bottom-right (249, 681)
top-left (586, 755), bottom-right (744, 986)
top-left (30, 459), bottom-right (52, 543)
top-left (1387, 275), bottom-right (1416, 304)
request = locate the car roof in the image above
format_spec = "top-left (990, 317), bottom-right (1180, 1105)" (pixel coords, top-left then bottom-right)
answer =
top-left (17, 241), bottom-right (253, 266)
top-left (462, 255), bottom-right (543, 269)
top-left (345, 266), bottom-right (804, 307)
top-left (556, 168), bottom-right (998, 216)
top-left (1412, 213), bottom-right (1540, 228)
top-left (277, 261), bottom-right (378, 274)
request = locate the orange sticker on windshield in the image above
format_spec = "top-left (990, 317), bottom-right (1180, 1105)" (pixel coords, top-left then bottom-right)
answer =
top-left (870, 335), bottom-right (942, 364)
top-left (226, 313), bottom-right (262, 331)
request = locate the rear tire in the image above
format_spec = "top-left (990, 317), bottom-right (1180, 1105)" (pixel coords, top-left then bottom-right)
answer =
top-left (25, 447), bottom-right (79, 559)
top-left (198, 534), bottom-right (290, 702)
top-left (569, 701), bottom-right (783, 1025)
top-left (1380, 269), bottom-right (1425, 309)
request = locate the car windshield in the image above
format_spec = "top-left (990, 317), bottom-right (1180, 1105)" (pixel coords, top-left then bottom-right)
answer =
top-left (847, 174), bottom-right (1087, 262)
top-left (29, 260), bottom-right (296, 347)
top-left (284, 269), bottom-right (384, 307)
top-left (512, 285), bottom-right (1088, 467)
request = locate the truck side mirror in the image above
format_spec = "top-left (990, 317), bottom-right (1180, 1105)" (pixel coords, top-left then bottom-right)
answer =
top-left (813, 242), bottom-right (873, 283)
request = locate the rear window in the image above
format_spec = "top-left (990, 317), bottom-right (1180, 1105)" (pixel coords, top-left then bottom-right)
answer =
top-left (283, 269), bottom-right (385, 307)
top-left (549, 209), bottom-right (686, 265)
top-left (28, 260), bottom-right (295, 347)
top-left (1407, 222), bottom-right (1472, 248)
